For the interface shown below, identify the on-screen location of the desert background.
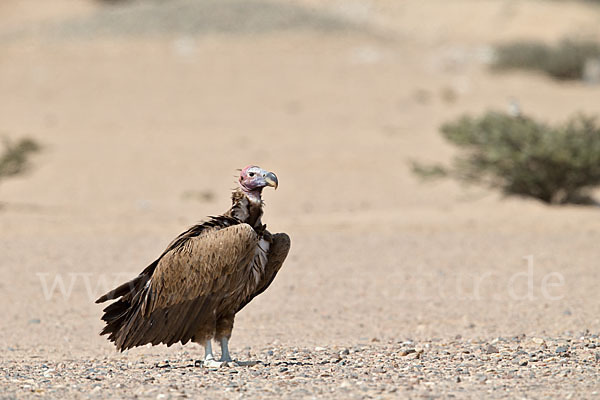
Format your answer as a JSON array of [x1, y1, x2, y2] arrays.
[[1, 0, 600, 398]]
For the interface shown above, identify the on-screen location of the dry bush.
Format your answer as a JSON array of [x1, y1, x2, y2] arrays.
[[493, 39, 600, 80], [413, 112, 600, 205], [0, 137, 41, 181]]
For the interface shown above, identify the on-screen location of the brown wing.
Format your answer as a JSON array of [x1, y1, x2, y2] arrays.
[[98, 223, 258, 351], [95, 215, 241, 304], [237, 232, 291, 312]]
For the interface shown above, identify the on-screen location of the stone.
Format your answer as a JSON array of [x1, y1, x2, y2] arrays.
[[485, 345, 499, 354], [555, 346, 568, 354]]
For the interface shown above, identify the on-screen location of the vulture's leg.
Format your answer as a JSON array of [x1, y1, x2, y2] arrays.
[[215, 316, 257, 365], [219, 337, 233, 363], [216, 314, 235, 363], [219, 337, 259, 366], [202, 340, 224, 368], [204, 340, 214, 360]]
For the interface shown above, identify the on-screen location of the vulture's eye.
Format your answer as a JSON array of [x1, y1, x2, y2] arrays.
[[248, 172, 255, 177]]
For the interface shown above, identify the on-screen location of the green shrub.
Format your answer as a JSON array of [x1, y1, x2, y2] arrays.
[[493, 39, 600, 80], [0, 137, 41, 181], [412, 112, 600, 205]]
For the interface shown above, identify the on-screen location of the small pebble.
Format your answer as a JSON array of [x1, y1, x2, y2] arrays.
[[400, 349, 416, 356], [485, 345, 499, 354]]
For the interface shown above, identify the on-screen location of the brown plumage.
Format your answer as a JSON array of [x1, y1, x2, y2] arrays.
[[96, 166, 290, 364]]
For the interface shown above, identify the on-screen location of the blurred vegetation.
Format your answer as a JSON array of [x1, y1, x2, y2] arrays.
[[493, 39, 600, 80], [50, 0, 356, 39], [0, 137, 41, 182], [412, 112, 600, 205]]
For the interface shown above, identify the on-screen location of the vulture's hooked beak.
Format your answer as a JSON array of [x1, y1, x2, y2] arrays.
[[264, 171, 278, 190]]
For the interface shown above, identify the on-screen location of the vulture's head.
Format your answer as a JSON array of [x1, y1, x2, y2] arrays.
[[239, 166, 278, 198]]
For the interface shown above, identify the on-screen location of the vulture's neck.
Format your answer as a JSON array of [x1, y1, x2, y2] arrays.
[[227, 188, 264, 230]]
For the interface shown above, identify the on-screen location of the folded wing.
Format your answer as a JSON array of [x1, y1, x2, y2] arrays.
[[237, 232, 291, 312], [96, 223, 259, 351]]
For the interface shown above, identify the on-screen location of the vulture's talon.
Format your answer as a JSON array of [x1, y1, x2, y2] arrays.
[[202, 359, 225, 369], [233, 360, 260, 367]]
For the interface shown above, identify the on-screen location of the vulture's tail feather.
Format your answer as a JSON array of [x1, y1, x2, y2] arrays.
[[95, 277, 141, 304], [96, 263, 158, 351], [99, 299, 130, 335], [95, 261, 158, 304]]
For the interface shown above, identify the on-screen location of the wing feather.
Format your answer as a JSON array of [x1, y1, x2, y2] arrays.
[[148, 223, 258, 311], [237, 232, 291, 312], [101, 223, 259, 350]]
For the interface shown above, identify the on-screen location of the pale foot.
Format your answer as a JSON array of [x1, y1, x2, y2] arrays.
[[231, 360, 259, 367], [215, 357, 260, 367], [201, 358, 225, 369], [217, 338, 259, 367]]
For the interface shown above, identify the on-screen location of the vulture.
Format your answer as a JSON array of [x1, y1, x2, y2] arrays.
[[95, 166, 290, 367]]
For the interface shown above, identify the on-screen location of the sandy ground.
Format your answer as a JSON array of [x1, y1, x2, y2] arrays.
[[1, 0, 600, 398]]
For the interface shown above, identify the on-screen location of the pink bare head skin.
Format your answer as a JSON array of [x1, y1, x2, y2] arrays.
[[238, 166, 278, 199]]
